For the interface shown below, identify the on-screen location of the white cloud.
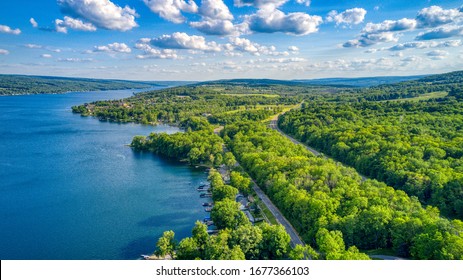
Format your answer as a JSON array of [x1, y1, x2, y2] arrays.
[[245, 7, 323, 35], [389, 40, 462, 51], [327, 8, 367, 25], [189, 0, 237, 35], [0, 49, 9, 55], [247, 57, 306, 64], [416, 25, 463, 40], [93, 42, 132, 53], [343, 32, 399, 47], [135, 40, 179, 59], [362, 18, 417, 34], [140, 33, 289, 57], [151, 32, 222, 52], [0, 24, 21, 35], [41, 54, 53, 58], [143, 0, 198, 24], [416, 6, 463, 28], [136, 50, 179, 59], [190, 19, 236, 35], [57, 58, 94, 62], [401, 55, 421, 63], [306, 57, 397, 72], [58, 0, 138, 31], [390, 51, 404, 57], [24, 44, 43, 49], [295, 0, 311, 7], [234, 0, 288, 8], [228, 37, 287, 56], [426, 49, 449, 60], [344, 18, 416, 47], [343, 5, 463, 48], [55, 16, 97, 33], [288, 46, 299, 52], [199, 0, 233, 20], [30, 18, 38, 28]]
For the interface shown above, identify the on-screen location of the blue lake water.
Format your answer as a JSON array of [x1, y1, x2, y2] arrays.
[[0, 89, 209, 260]]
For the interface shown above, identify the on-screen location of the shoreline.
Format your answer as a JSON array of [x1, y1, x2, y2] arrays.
[[0, 86, 155, 97]]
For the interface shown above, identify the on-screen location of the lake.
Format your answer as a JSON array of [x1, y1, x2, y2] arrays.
[[0, 89, 209, 259]]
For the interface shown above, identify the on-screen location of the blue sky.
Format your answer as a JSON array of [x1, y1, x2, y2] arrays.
[[0, 0, 462, 81]]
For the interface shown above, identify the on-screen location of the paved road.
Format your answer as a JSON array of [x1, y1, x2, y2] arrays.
[[221, 144, 304, 247], [269, 119, 368, 182], [251, 180, 305, 247], [370, 255, 406, 260], [269, 120, 322, 156]]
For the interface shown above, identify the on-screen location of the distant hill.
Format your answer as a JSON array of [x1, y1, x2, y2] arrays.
[[195, 76, 428, 88], [294, 75, 426, 87], [196, 78, 310, 87], [0, 74, 194, 95], [344, 70, 463, 101]]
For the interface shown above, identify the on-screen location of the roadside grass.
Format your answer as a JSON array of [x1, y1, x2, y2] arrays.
[[363, 248, 397, 256], [252, 194, 278, 225]]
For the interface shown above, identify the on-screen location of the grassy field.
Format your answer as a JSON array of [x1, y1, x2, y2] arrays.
[[220, 93, 280, 98], [381, 91, 448, 102], [222, 104, 294, 115], [262, 102, 303, 122]]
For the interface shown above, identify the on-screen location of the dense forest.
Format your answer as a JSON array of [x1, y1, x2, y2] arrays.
[[223, 122, 463, 259], [73, 70, 463, 259], [333, 71, 463, 102], [0, 74, 163, 95], [279, 98, 463, 220]]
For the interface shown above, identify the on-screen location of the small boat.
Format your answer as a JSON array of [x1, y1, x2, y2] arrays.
[[203, 217, 211, 222], [204, 220, 214, 226], [204, 207, 212, 212], [200, 193, 212, 198], [202, 202, 213, 207], [197, 184, 210, 190], [207, 230, 219, 234], [141, 254, 151, 260]]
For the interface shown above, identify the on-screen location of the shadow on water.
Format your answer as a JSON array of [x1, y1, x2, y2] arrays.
[[131, 150, 187, 167], [138, 212, 196, 227], [119, 235, 156, 259], [121, 216, 196, 259]]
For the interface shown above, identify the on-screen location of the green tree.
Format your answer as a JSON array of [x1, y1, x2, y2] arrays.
[[188, 147, 202, 163], [155, 230, 177, 258], [208, 169, 224, 188], [204, 230, 245, 260], [230, 224, 263, 259], [230, 171, 252, 195], [211, 199, 250, 230], [212, 184, 239, 201], [223, 152, 237, 168], [289, 244, 319, 260], [411, 231, 445, 260], [192, 221, 209, 257], [339, 246, 370, 260], [176, 237, 200, 260], [316, 228, 345, 260], [259, 223, 291, 259], [131, 135, 146, 150]]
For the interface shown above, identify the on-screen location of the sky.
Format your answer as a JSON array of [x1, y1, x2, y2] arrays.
[[0, 0, 462, 81]]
